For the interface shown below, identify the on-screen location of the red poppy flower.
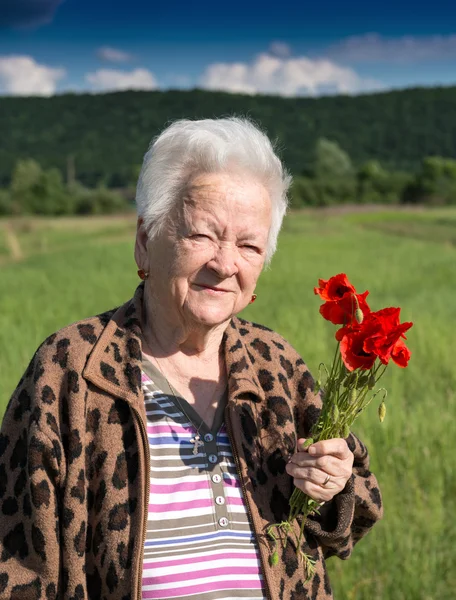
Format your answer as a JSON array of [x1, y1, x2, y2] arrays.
[[391, 338, 412, 368], [320, 290, 370, 326], [336, 307, 413, 370], [314, 273, 371, 325], [314, 273, 355, 302], [339, 328, 378, 371], [362, 308, 413, 365]]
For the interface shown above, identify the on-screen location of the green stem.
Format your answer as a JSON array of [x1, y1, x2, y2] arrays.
[[271, 355, 391, 577]]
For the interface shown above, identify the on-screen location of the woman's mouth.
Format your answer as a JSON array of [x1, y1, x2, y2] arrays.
[[194, 284, 230, 294]]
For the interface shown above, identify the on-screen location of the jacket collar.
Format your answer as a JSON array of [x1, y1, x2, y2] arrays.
[[83, 283, 265, 406]]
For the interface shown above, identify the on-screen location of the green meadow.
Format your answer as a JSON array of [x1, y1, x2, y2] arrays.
[[1, 208, 455, 599]]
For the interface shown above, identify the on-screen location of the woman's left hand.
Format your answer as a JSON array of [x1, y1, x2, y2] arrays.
[[285, 437, 354, 503]]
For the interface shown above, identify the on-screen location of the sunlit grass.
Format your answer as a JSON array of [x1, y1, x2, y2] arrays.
[[1, 208, 455, 599]]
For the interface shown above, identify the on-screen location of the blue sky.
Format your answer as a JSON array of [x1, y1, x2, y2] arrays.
[[1, 0, 456, 96]]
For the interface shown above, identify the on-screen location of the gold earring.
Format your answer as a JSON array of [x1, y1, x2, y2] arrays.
[[137, 269, 149, 280]]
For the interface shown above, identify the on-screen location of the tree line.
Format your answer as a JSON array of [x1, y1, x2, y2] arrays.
[[1, 86, 456, 214], [2, 142, 455, 216], [0, 160, 132, 216], [290, 139, 456, 207]]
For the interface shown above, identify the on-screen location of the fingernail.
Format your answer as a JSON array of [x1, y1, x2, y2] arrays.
[[308, 447, 316, 455]]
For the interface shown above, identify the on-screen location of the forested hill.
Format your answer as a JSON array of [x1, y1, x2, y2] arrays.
[[1, 86, 456, 187]]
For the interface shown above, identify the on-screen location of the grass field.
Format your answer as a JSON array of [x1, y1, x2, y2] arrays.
[[1, 208, 455, 599]]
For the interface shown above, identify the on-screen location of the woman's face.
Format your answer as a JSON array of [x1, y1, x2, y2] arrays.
[[136, 171, 272, 330]]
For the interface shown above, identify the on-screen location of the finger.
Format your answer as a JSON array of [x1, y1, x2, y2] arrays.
[[308, 438, 352, 459], [292, 478, 339, 503], [288, 453, 348, 478], [286, 463, 339, 488]]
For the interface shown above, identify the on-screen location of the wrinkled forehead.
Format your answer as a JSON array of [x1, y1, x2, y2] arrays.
[[183, 180, 227, 209], [182, 172, 271, 211]]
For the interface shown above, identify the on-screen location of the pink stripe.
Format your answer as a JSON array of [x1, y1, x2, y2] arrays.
[[150, 480, 210, 494], [143, 551, 258, 570], [226, 496, 245, 506], [142, 579, 263, 598], [143, 566, 261, 585], [148, 498, 214, 512], [146, 424, 191, 434]]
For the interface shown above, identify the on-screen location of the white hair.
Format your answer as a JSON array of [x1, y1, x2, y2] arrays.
[[135, 117, 291, 264]]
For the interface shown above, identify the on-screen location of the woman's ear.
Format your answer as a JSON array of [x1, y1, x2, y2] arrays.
[[134, 217, 149, 270]]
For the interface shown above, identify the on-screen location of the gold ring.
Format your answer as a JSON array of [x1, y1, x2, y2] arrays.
[[322, 474, 331, 487]]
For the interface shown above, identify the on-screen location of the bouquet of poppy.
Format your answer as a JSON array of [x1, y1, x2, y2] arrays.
[[267, 273, 413, 578]]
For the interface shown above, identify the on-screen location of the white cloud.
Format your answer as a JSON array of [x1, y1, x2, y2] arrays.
[[269, 41, 291, 58], [199, 53, 382, 97], [0, 55, 65, 96], [326, 33, 456, 64], [97, 46, 134, 63], [85, 68, 158, 92]]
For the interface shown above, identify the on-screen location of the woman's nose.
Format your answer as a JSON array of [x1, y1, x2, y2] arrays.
[[207, 244, 238, 278]]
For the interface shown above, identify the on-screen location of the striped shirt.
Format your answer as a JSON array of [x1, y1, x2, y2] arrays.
[[141, 357, 266, 600]]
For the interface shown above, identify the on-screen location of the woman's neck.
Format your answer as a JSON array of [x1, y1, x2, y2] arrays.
[[140, 290, 229, 423]]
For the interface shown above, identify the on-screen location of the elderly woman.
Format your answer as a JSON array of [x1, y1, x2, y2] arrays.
[[0, 118, 382, 600]]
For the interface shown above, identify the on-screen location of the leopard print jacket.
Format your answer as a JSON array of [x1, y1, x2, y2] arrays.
[[0, 283, 382, 600]]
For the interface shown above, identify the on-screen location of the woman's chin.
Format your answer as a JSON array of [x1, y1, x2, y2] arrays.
[[184, 299, 237, 328]]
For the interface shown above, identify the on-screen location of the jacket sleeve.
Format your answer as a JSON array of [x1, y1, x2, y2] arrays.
[[0, 346, 64, 597], [292, 357, 383, 560]]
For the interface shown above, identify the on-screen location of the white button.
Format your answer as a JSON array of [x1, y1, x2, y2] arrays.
[[215, 496, 225, 505], [212, 474, 222, 484], [204, 433, 214, 442], [218, 517, 229, 527], [208, 454, 218, 464]]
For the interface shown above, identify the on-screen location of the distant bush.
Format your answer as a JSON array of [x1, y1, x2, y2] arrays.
[[356, 161, 412, 204], [290, 175, 357, 207], [401, 156, 456, 205], [0, 159, 133, 217], [0, 189, 12, 216], [290, 165, 412, 208], [10, 160, 71, 215], [311, 138, 353, 179], [72, 184, 130, 215], [289, 177, 319, 208], [289, 140, 415, 208]]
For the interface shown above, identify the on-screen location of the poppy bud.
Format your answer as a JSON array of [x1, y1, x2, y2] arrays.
[[354, 307, 364, 324], [301, 438, 314, 451], [270, 551, 279, 566], [356, 375, 369, 388], [330, 404, 339, 424], [378, 401, 386, 423], [349, 387, 357, 403], [343, 372, 356, 387], [368, 374, 376, 390], [342, 425, 350, 438]]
